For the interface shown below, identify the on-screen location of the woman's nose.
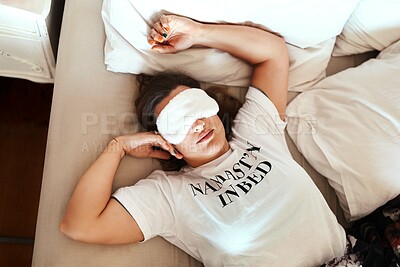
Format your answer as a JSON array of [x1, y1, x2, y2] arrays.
[[193, 119, 205, 133]]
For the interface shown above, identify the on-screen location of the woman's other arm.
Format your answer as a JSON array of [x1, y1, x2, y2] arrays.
[[60, 133, 180, 244], [151, 16, 289, 121]]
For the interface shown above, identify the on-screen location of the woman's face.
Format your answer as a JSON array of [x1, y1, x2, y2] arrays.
[[154, 85, 229, 167]]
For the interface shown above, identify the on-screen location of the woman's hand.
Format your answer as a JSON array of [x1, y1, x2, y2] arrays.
[[116, 132, 183, 160], [148, 15, 200, 54]]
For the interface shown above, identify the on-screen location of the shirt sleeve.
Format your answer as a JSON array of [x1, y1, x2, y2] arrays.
[[232, 86, 287, 143], [112, 170, 176, 242]]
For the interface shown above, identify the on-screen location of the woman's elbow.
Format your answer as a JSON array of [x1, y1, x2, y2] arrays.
[[60, 219, 78, 240], [277, 37, 289, 58], [59, 219, 89, 243]]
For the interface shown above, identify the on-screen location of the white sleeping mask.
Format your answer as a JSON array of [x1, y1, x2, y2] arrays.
[[156, 88, 219, 144]]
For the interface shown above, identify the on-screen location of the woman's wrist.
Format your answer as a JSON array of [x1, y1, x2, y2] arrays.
[[108, 137, 126, 159], [193, 22, 208, 46]]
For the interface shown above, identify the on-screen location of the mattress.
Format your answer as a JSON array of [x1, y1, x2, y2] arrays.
[[32, 0, 374, 266]]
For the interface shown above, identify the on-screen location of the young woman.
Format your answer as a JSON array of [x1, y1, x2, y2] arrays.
[[60, 15, 346, 266]]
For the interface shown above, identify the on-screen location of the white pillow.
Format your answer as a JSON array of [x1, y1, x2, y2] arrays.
[[333, 0, 400, 56], [286, 40, 400, 221], [287, 38, 335, 92], [101, 0, 358, 89]]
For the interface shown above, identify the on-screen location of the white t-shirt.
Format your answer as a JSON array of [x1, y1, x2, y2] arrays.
[[113, 87, 346, 267]]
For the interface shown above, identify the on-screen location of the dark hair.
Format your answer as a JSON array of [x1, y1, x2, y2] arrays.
[[135, 72, 241, 171]]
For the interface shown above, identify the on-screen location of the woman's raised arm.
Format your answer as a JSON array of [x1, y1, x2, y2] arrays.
[[150, 15, 289, 120]]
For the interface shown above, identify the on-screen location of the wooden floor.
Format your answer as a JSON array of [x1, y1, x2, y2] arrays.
[[0, 77, 53, 267]]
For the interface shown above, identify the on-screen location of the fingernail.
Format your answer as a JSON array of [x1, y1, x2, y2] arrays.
[[149, 40, 155, 45], [151, 47, 160, 53], [165, 26, 170, 32], [157, 36, 164, 42], [173, 149, 177, 155], [162, 33, 167, 38]]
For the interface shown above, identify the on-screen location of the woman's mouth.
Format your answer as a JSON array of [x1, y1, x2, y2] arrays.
[[197, 129, 214, 144]]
